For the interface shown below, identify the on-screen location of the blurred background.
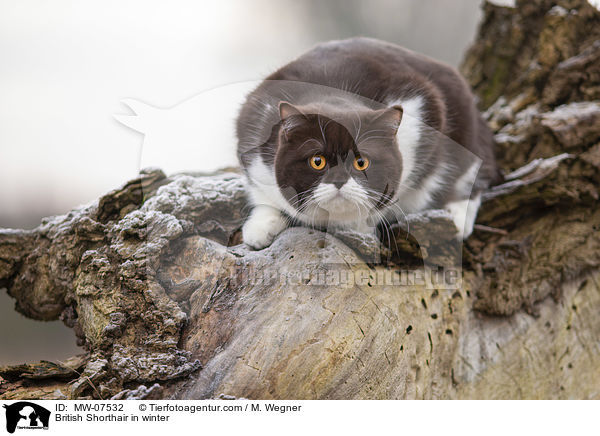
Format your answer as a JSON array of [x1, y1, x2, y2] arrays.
[[0, 0, 490, 365]]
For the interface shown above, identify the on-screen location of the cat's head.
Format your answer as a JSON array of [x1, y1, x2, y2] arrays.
[[274, 101, 403, 224]]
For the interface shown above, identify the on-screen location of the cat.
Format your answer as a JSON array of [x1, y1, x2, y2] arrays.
[[236, 37, 500, 249]]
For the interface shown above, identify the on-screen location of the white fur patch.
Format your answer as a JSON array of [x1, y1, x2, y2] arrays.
[[454, 161, 481, 198], [446, 193, 481, 240], [391, 96, 424, 187], [242, 204, 288, 249], [246, 156, 297, 217], [393, 164, 449, 215]]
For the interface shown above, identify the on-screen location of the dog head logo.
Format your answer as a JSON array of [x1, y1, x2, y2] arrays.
[[3, 402, 50, 433]]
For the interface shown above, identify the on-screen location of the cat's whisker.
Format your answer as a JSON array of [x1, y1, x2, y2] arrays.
[[361, 199, 398, 255], [371, 207, 399, 259], [287, 186, 320, 209], [383, 202, 410, 237], [359, 187, 410, 239]]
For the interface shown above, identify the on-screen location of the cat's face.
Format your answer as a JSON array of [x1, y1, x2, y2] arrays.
[[274, 102, 403, 224]]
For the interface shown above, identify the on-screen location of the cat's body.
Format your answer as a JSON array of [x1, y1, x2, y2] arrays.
[[237, 37, 500, 249]]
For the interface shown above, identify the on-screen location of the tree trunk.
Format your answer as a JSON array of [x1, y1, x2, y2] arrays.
[[1, 0, 599, 400]]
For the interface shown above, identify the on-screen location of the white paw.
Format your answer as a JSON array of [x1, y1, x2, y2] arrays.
[[242, 206, 287, 249], [446, 194, 481, 240]]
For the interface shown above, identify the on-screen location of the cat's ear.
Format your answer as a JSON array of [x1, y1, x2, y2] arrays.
[[278, 101, 304, 120], [373, 105, 403, 134]]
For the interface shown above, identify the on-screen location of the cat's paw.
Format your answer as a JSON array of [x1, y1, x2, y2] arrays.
[[242, 206, 287, 249]]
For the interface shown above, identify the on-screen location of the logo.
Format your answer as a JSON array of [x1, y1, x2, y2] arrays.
[[3, 402, 50, 434]]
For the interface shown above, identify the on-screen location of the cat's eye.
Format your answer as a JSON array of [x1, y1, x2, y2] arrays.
[[353, 156, 370, 171], [309, 155, 326, 170]]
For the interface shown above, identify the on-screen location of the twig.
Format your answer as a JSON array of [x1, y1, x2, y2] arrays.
[[473, 224, 508, 235]]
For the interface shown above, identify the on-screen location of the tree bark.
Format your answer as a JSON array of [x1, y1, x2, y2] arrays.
[[1, 0, 599, 400]]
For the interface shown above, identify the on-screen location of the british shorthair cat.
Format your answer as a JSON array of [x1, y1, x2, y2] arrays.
[[236, 37, 500, 249]]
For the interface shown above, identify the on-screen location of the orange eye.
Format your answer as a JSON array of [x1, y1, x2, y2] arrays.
[[309, 155, 326, 170], [353, 156, 370, 171]]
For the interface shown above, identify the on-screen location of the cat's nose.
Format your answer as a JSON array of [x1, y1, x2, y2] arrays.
[[333, 181, 345, 189]]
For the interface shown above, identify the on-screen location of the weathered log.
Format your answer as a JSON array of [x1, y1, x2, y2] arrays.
[[1, 0, 599, 399]]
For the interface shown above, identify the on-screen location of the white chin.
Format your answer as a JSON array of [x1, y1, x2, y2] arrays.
[[318, 198, 361, 222]]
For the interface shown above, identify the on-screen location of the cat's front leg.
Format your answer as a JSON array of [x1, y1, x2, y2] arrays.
[[242, 205, 288, 249]]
